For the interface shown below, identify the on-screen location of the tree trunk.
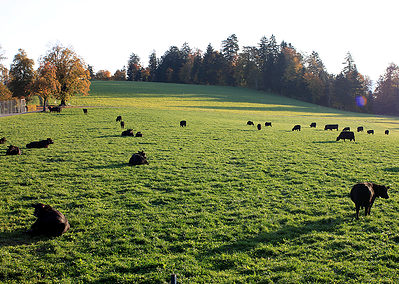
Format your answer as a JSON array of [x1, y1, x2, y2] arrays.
[[60, 99, 66, 106], [42, 98, 47, 112]]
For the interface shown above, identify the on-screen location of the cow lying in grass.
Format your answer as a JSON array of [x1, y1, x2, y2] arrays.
[[350, 183, 389, 219], [48, 106, 61, 113], [0, 137, 6, 144], [26, 138, 54, 148], [129, 151, 148, 165], [121, 129, 134, 136], [135, 131, 143, 137], [6, 145, 21, 155], [29, 203, 70, 237], [247, 121, 254, 126]]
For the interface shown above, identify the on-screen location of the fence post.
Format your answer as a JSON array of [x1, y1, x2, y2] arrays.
[[170, 274, 177, 284]]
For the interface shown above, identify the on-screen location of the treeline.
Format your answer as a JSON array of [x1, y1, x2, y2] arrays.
[[0, 45, 90, 109], [91, 34, 399, 116]]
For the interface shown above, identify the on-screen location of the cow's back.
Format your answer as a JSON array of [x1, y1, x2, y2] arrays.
[[350, 183, 373, 207]]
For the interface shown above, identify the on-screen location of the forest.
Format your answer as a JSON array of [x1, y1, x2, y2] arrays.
[[93, 34, 399, 116], [1, 34, 399, 116]]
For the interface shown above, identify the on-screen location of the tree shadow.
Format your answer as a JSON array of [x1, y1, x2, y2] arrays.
[[208, 216, 345, 255], [383, 167, 399, 173], [0, 229, 45, 247], [87, 163, 130, 170], [312, 141, 337, 144]]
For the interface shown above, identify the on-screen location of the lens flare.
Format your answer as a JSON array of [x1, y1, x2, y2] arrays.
[[356, 96, 367, 107]]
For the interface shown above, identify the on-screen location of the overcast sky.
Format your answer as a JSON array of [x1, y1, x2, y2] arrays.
[[1, 0, 398, 83]]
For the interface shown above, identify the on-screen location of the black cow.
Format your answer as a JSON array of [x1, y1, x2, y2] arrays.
[[129, 151, 148, 165], [350, 183, 389, 219], [180, 120, 187, 127], [292, 125, 301, 131], [257, 124, 262, 130], [336, 131, 355, 142], [116, 116, 122, 122], [0, 137, 6, 144], [324, 124, 339, 131], [26, 138, 54, 148], [29, 203, 70, 237], [135, 131, 143, 137], [121, 129, 134, 136], [265, 122, 272, 127], [120, 121, 125, 129], [342, 127, 350, 131], [357, 126, 364, 132], [83, 108, 88, 114], [48, 106, 61, 113], [247, 121, 254, 126], [310, 122, 316, 128], [385, 130, 389, 135], [6, 145, 21, 155], [367, 130, 374, 134]]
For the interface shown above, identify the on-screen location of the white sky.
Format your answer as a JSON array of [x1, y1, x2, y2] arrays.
[[1, 0, 398, 83]]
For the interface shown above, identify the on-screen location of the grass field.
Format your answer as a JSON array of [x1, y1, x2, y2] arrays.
[[1, 81, 399, 283]]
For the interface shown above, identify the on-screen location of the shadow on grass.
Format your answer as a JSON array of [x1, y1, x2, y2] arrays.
[[209, 217, 345, 254], [0, 229, 44, 247], [383, 167, 399, 173], [89, 163, 131, 169], [312, 141, 337, 144]]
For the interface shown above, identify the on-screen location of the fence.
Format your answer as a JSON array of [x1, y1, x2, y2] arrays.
[[0, 99, 26, 115]]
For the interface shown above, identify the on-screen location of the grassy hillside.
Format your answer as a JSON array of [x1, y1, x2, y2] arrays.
[[1, 81, 399, 283]]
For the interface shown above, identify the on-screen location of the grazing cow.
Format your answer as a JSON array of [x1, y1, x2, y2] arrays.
[[336, 131, 355, 142], [247, 121, 254, 126], [26, 138, 54, 148], [367, 130, 374, 134], [180, 120, 187, 127], [0, 137, 6, 144], [342, 127, 350, 131], [324, 124, 339, 131], [129, 150, 148, 165], [385, 130, 389, 135], [120, 121, 125, 129], [135, 131, 143, 137], [310, 122, 316, 128], [29, 203, 70, 237], [116, 116, 122, 122], [357, 126, 364, 132], [6, 145, 21, 155], [48, 106, 61, 113], [292, 125, 301, 131], [265, 122, 272, 127], [257, 123, 262, 130], [350, 182, 389, 219], [83, 108, 88, 114], [121, 129, 134, 136]]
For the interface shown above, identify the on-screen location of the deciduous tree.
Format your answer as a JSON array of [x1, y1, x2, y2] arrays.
[[30, 62, 60, 111], [112, 69, 126, 81], [8, 49, 35, 98], [41, 45, 90, 105]]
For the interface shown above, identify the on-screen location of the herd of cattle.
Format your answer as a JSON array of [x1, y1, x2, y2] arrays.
[[0, 109, 393, 237], [246, 120, 390, 142]]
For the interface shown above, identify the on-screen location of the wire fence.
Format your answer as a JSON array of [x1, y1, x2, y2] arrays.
[[0, 99, 26, 115]]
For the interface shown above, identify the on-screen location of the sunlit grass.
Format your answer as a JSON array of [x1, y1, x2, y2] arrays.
[[1, 81, 399, 282]]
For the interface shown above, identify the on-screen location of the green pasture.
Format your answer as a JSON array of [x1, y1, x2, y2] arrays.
[[1, 81, 399, 283]]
